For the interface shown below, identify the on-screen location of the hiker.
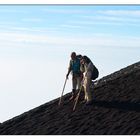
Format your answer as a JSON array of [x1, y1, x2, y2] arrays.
[[66, 52, 82, 100], [80, 55, 98, 105]]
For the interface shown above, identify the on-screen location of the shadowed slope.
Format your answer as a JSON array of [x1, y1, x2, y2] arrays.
[[0, 61, 140, 135]]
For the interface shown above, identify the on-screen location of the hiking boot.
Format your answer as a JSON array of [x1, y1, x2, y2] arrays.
[[69, 89, 76, 101]]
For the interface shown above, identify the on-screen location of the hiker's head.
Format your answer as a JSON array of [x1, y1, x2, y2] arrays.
[[71, 52, 76, 60], [77, 54, 82, 60], [81, 56, 91, 64]]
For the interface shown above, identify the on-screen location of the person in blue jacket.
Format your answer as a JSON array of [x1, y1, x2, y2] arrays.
[[66, 52, 82, 100]]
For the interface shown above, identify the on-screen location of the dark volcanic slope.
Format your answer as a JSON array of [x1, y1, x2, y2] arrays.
[[0, 62, 140, 135]]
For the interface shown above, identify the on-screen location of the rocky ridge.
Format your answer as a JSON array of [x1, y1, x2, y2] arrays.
[[0, 61, 140, 135]]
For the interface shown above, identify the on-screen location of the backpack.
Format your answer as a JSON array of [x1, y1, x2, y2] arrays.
[[91, 65, 99, 80]]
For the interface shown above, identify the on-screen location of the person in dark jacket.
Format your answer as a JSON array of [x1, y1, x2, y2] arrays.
[[80, 56, 95, 105]]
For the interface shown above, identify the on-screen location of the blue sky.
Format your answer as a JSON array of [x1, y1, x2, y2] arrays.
[[0, 5, 140, 122]]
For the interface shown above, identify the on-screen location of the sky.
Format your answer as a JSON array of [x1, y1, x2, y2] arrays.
[[0, 5, 140, 122]]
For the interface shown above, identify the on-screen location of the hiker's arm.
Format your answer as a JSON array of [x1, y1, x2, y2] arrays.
[[80, 64, 85, 73], [66, 69, 71, 78], [66, 61, 72, 78]]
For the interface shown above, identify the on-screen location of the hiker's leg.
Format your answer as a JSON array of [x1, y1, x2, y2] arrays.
[[84, 72, 92, 102], [77, 76, 82, 91], [86, 79, 92, 102], [83, 78, 88, 101], [69, 75, 77, 100], [72, 76, 77, 94]]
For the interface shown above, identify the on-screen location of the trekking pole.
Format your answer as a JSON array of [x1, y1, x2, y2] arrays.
[[73, 85, 83, 111], [58, 78, 67, 106]]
